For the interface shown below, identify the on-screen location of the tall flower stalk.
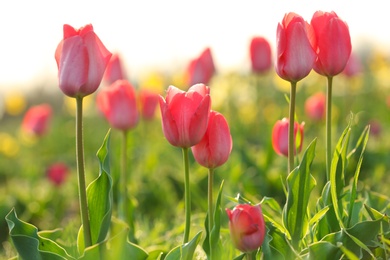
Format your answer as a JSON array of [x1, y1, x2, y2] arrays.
[[325, 76, 333, 179], [182, 147, 191, 243], [288, 82, 297, 173]]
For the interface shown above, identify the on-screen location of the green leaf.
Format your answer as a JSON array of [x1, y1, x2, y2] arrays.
[[308, 241, 339, 259], [5, 208, 73, 260], [261, 228, 285, 260], [282, 139, 317, 247], [165, 231, 203, 260]]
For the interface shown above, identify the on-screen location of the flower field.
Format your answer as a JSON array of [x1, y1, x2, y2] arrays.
[[1, 11, 390, 260]]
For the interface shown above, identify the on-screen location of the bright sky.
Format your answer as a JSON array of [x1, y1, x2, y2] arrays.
[[0, 0, 388, 91]]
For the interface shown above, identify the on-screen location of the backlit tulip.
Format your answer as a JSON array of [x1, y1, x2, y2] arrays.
[[311, 11, 352, 77], [139, 88, 159, 120], [276, 12, 316, 83], [21, 104, 52, 137], [186, 48, 216, 86], [249, 36, 272, 74], [305, 92, 326, 121], [342, 52, 363, 78], [226, 204, 266, 253], [272, 118, 304, 157], [159, 84, 211, 148], [191, 111, 232, 169], [55, 24, 112, 98], [97, 80, 139, 131], [103, 53, 127, 85], [47, 162, 69, 186]]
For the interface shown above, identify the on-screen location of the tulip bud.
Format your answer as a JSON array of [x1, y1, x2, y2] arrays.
[[249, 36, 272, 74], [226, 204, 266, 253], [139, 88, 160, 121], [305, 92, 326, 121], [186, 48, 216, 86], [21, 104, 52, 137], [103, 53, 127, 85], [272, 118, 304, 157], [46, 162, 69, 186], [191, 111, 232, 169]]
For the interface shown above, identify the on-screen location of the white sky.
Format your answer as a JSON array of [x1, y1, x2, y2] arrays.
[[0, 0, 389, 91]]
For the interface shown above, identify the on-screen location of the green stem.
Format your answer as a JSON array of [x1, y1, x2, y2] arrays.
[[288, 81, 297, 174], [246, 251, 255, 260], [208, 167, 215, 259], [119, 131, 129, 221], [182, 147, 191, 244], [75, 96, 92, 248], [326, 76, 333, 181]]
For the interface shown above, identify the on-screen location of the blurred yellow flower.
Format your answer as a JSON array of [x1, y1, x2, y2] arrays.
[[5, 91, 26, 116], [0, 132, 19, 157]]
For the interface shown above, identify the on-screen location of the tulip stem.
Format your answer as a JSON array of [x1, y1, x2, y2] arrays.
[[288, 81, 297, 174], [75, 96, 92, 248], [326, 76, 333, 181], [208, 167, 215, 259], [182, 147, 191, 244], [246, 251, 255, 260]]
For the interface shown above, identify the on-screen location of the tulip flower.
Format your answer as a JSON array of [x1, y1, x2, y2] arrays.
[[311, 11, 352, 77], [226, 204, 266, 253], [192, 111, 232, 169], [21, 104, 52, 137], [310, 11, 351, 180], [186, 47, 216, 86], [97, 79, 139, 131], [249, 36, 272, 74], [103, 53, 127, 85], [139, 88, 160, 121], [55, 24, 112, 98], [159, 83, 211, 148], [272, 118, 304, 157], [305, 92, 326, 121], [342, 52, 363, 78], [46, 162, 69, 186]]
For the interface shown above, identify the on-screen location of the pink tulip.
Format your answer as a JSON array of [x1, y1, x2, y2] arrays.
[[186, 48, 216, 86], [276, 12, 316, 83], [272, 118, 304, 157], [226, 204, 266, 253], [305, 92, 326, 121], [103, 53, 127, 85], [97, 80, 139, 131], [159, 84, 211, 148], [55, 24, 112, 98], [139, 88, 159, 121], [249, 36, 272, 74], [191, 111, 232, 169], [311, 11, 352, 77], [342, 52, 363, 78], [21, 104, 52, 137], [47, 162, 69, 186]]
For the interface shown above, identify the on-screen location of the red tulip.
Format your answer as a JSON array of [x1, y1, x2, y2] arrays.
[[249, 36, 272, 74], [103, 53, 127, 85], [191, 111, 232, 169], [21, 104, 52, 137], [305, 92, 326, 121], [186, 48, 216, 86], [272, 118, 304, 157], [276, 12, 316, 83], [97, 80, 139, 131], [139, 88, 159, 121], [47, 162, 69, 186], [159, 84, 211, 148], [226, 204, 266, 253], [342, 52, 363, 78], [55, 24, 112, 98], [311, 11, 352, 77]]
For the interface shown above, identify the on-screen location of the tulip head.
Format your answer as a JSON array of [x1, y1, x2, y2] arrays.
[[97, 80, 139, 131], [249, 36, 272, 74], [103, 53, 127, 85], [159, 84, 211, 148], [139, 88, 160, 121], [272, 118, 304, 157], [311, 11, 352, 77], [191, 111, 232, 169], [55, 24, 112, 98], [276, 12, 316, 83], [226, 204, 266, 253], [305, 92, 326, 121], [186, 48, 216, 86], [21, 104, 52, 137], [46, 162, 69, 186]]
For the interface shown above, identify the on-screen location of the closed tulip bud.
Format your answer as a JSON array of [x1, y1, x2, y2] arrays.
[[272, 118, 304, 157], [191, 111, 232, 169], [342, 52, 363, 78], [186, 48, 216, 86], [21, 104, 52, 137], [276, 12, 316, 83], [97, 80, 139, 131], [159, 84, 211, 148], [55, 24, 112, 98], [139, 88, 159, 121], [46, 162, 69, 186], [226, 204, 266, 253], [249, 36, 272, 74], [305, 92, 326, 121], [103, 53, 127, 85], [311, 11, 352, 77]]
